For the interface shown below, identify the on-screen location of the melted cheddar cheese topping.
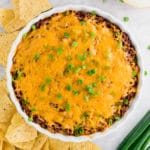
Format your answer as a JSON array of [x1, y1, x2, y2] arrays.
[[11, 11, 139, 135]]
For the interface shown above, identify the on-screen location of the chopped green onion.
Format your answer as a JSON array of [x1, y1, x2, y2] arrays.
[[144, 70, 148, 76], [123, 17, 129, 22], [23, 33, 27, 39], [48, 54, 54, 61], [45, 77, 51, 83], [87, 69, 96, 76], [73, 90, 79, 96], [81, 65, 87, 70], [64, 64, 74, 74], [120, 0, 124, 2], [34, 54, 40, 61], [65, 103, 71, 111], [84, 95, 89, 102], [89, 32, 96, 39], [22, 99, 29, 105], [66, 85, 72, 91], [132, 71, 137, 77], [78, 79, 83, 85], [123, 99, 129, 105], [12, 70, 23, 80], [31, 107, 37, 112], [74, 67, 81, 73], [80, 20, 86, 25], [115, 32, 121, 37], [115, 116, 121, 121], [98, 75, 107, 82], [81, 112, 88, 121], [118, 41, 123, 48], [92, 82, 97, 87], [78, 54, 86, 61], [64, 32, 70, 38], [66, 56, 72, 61], [31, 24, 36, 30], [91, 10, 96, 16], [57, 46, 63, 55], [57, 93, 63, 99], [105, 55, 110, 60], [108, 119, 113, 125], [74, 125, 84, 136], [28, 117, 33, 122], [40, 84, 45, 91], [72, 41, 78, 47]]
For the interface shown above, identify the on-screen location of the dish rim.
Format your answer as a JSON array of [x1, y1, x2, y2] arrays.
[[6, 4, 143, 142]]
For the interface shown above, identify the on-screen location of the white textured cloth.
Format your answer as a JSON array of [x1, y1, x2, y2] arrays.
[[0, 0, 150, 149]]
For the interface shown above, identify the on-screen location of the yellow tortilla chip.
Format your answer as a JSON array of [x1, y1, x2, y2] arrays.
[[31, 133, 47, 150], [41, 139, 49, 150], [11, 0, 19, 17], [49, 138, 70, 150], [0, 122, 10, 133], [0, 79, 16, 123], [0, 140, 3, 150], [4, 17, 25, 32], [0, 31, 19, 66], [68, 142, 101, 150], [19, 0, 51, 23], [48, 138, 101, 150], [0, 9, 14, 29], [2, 142, 15, 150], [13, 140, 35, 150], [0, 129, 5, 141], [5, 113, 37, 143]]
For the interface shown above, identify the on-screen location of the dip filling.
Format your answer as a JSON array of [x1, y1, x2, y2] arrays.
[[11, 10, 140, 136]]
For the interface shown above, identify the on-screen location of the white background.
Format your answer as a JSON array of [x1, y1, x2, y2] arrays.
[[0, 0, 150, 149]]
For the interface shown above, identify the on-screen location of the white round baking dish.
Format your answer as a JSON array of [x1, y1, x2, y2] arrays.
[[6, 5, 143, 142]]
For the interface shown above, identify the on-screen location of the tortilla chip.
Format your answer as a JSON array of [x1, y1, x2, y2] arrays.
[[2, 142, 15, 150], [31, 133, 47, 150], [68, 142, 101, 150], [13, 140, 35, 150], [11, 0, 19, 17], [49, 138, 70, 150], [5, 113, 37, 143], [41, 139, 49, 150], [0, 122, 10, 133], [0, 79, 16, 123], [19, 0, 51, 23], [0, 31, 19, 66], [48, 138, 101, 150], [3, 17, 25, 32], [0, 140, 3, 150], [0, 9, 15, 29], [0, 130, 5, 141]]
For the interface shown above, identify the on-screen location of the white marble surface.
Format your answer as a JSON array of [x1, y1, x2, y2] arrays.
[[0, 0, 150, 150]]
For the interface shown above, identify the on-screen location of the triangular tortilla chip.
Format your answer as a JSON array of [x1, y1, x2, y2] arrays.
[[31, 133, 47, 150], [19, 0, 51, 23], [3, 17, 25, 32], [5, 113, 37, 143], [0, 31, 19, 66], [13, 140, 35, 150], [41, 139, 49, 150], [49, 138, 101, 150], [2, 142, 15, 150], [0, 9, 15, 29], [0, 140, 3, 150], [0, 79, 16, 123], [11, 0, 19, 17]]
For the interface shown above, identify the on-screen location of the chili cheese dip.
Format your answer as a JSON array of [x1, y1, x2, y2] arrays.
[[11, 10, 140, 136]]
